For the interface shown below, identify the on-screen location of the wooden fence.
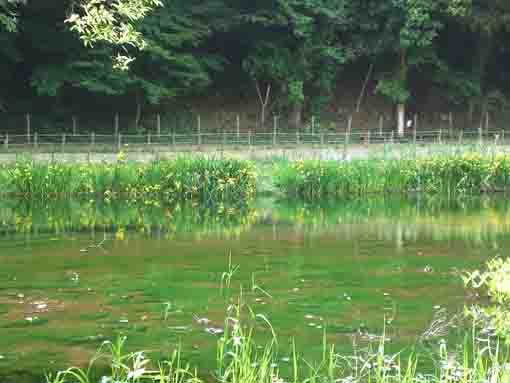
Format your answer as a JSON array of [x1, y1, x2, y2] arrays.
[[0, 128, 508, 153]]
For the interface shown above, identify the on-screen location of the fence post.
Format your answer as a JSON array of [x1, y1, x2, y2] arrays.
[[320, 132, 325, 145], [414, 113, 418, 132], [486, 111, 490, 132], [172, 131, 176, 149], [118, 133, 122, 152], [379, 115, 384, 137], [72, 116, 77, 136], [413, 126, 417, 145], [479, 127, 483, 146], [343, 130, 350, 159], [448, 112, 453, 137], [197, 115, 201, 146], [222, 130, 227, 146], [502, 129, 505, 145], [114, 113, 119, 137], [147, 131, 151, 145], [311, 116, 315, 135], [273, 115, 277, 146], [62, 133, 66, 152], [26, 113, 31, 144], [236, 114, 240, 140], [390, 130, 394, 144], [34, 132, 38, 149], [296, 130, 300, 145], [248, 130, 252, 148], [91, 132, 95, 146], [367, 130, 371, 145], [347, 115, 353, 133], [4, 133, 8, 150], [157, 113, 161, 136], [438, 128, 442, 144], [458, 130, 463, 145]]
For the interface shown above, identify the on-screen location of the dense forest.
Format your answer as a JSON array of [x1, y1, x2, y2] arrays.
[[1, 0, 510, 135]]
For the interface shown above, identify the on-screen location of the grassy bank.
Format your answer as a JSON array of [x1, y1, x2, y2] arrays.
[[274, 153, 510, 200], [3, 152, 510, 202], [0, 157, 257, 203]]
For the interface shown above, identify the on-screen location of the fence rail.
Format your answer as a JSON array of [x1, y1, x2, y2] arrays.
[[0, 128, 508, 153]]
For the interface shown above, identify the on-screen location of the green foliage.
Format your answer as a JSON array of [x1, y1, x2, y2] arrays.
[[0, 158, 257, 203], [274, 153, 510, 200], [375, 78, 411, 104], [241, 0, 355, 117], [66, 0, 163, 70], [464, 257, 510, 342], [3, 0, 510, 124], [46, 336, 200, 383]]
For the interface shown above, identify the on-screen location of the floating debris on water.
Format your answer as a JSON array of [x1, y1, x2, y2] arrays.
[[119, 319, 129, 323], [193, 315, 210, 325], [17, 294, 24, 299], [343, 293, 352, 301], [281, 357, 290, 363], [34, 302, 48, 310], [205, 327, 224, 335], [423, 266, 433, 273], [25, 316, 38, 322], [305, 314, 314, 319]]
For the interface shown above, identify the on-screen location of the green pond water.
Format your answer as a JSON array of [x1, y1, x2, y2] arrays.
[[0, 196, 508, 382]]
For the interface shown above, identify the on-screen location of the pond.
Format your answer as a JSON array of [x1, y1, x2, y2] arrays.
[[0, 196, 507, 382]]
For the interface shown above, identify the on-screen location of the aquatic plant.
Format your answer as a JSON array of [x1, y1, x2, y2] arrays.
[[0, 158, 257, 203], [274, 153, 510, 200], [464, 257, 510, 342], [45, 336, 200, 383]]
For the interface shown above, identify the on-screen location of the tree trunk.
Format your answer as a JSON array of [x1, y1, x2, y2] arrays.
[[468, 100, 474, 127], [397, 49, 408, 137], [260, 104, 266, 129], [397, 103, 405, 137], [473, 31, 492, 131], [290, 103, 303, 130], [135, 90, 143, 130]]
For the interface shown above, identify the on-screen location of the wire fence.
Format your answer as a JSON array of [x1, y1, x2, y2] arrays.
[[0, 128, 508, 153]]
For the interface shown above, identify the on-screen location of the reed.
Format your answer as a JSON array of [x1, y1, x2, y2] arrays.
[[0, 157, 257, 203], [274, 153, 510, 200]]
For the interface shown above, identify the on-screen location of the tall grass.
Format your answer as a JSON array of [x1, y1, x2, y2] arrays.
[[43, 255, 510, 383], [46, 336, 200, 383], [0, 157, 257, 203], [44, 318, 510, 383], [274, 153, 510, 200]]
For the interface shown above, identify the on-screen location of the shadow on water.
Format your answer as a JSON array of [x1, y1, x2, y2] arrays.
[[0, 196, 509, 381]]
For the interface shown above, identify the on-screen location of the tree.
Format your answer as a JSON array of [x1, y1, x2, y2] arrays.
[[374, 0, 469, 136], [66, 0, 163, 70], [126, 0, 225, 129], [461, 1, 510, 127], [241, 0, 355, 129]]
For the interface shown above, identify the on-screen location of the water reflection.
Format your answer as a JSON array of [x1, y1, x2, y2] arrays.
[[1, 196, 510, 243]]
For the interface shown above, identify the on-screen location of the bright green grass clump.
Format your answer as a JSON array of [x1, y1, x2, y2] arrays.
[[0, 157, 257, 203], [275, 153, 510, 200]]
